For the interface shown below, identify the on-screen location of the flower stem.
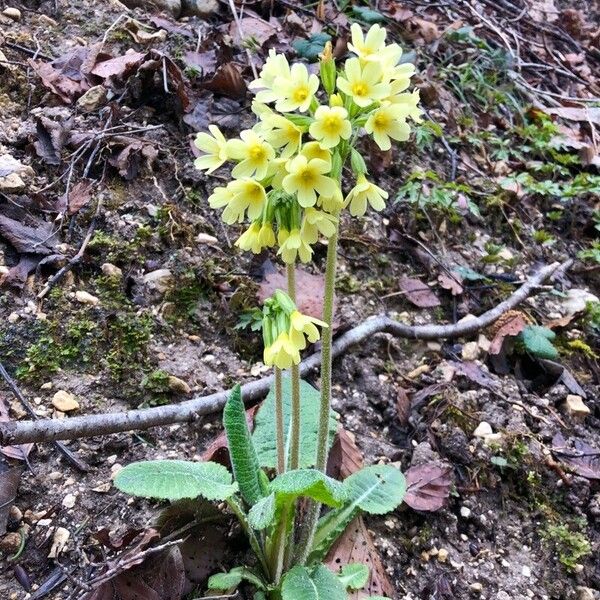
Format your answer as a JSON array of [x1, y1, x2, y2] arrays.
[[287, 263, 301, 471], [275, 367, 285, 474]]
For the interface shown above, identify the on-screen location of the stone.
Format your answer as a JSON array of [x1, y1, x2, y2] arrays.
[[2, 7, 21, 20], [40, 382, 53, 390], [462, 341, 480, 361], [460, 506, 472, 518], [497, 248, 514, 261], [437, 548, 449, 563], [52, 390, 79, 412], [182, 0, 218, 16], [0, 172, 25, 192], [473, 421, 493, 438], [48, 527, 70, 558], [0, 532, 22, 553], [576, 587, 597, 600], [168, 375, 191, 394], [0, 154, 34, 192], [76, 85, 108, 112], [143, 268, 173, 293], [101, 262, 122, 278], [62, 493, 76, 509], [470, 582, 483, 594], [75, 290, 100, 305], [522, 565, 531, 577], [563, 395, 590, 421], [8, 312, 19, 323], [196, 232, 219, 245], [121, 0, 181, 17]]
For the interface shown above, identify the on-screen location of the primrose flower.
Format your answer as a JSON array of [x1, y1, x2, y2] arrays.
[[309, 105, 352, 149], [193, 125, 228, 174], [227, 130, 275, 180], [300, 142, 332, 168], [288, 310, 327, 350], [283, 155, 337, 207], [301, 208, 337, 244], [235, 222, 263, 253], [258, 113, 303, 158], [365, 103, 412, 151], [385, 90, 423, 123], [264, 331, 300, 369], [345, 174, 389, 217], [249, 50, 291, 103], [209, 179, 267, 224], [274, 63, 319, 113], [336, 57, 390, 108], [278, 228, 313, 264], [318, 187, 344, 214], [348, 23, 387, 62]]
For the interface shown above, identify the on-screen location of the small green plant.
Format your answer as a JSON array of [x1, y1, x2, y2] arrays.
[[114, 24, 419, 599], [542, 520, 592, 571]]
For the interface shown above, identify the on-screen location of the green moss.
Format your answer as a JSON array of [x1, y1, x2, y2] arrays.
[[542, 520, 592, 571], [105, 313, 154, 380], [141, 369, 172, 405]]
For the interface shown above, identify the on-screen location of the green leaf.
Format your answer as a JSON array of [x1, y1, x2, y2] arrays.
[[114, 460, 238, 501], [309, 465, 406, 563], [351, 5, 386, 23], [339, 564, 369, 590], [224, 384, 264, 505], [208, 567, 266, 592], [281, 565, 347, 600], [248, 493, 276, 530], [521, 325, 558, 359], [270, 469, 346, 508], [293, 32, 332, 61], [252, 376, 338, 470]]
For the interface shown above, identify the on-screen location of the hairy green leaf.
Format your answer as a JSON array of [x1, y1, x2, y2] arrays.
[[114, 460, 238, 501], [281, 565, 347, 600], [339, 564, 369, 590], [292, 33, 331, 62], [224, 384, 264, 505], [253, 377, 337, 469], [208, 567, 266, 592], [352, 5, 386, 23], [248, 493, 276, 530], [521, 325, 558, 359], [309, 465, 406, 563], [270, 469, 346, 508]]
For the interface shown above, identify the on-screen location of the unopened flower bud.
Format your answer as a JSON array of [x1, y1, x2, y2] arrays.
[[329, 93, 343, 107], [319, 41, 336, 96], [350, 148, 367, 176]]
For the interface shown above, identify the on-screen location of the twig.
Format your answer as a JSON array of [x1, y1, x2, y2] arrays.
[[0, 260, 569, 445], [226, 0, 259, 80], [0, 362, 89, 471]]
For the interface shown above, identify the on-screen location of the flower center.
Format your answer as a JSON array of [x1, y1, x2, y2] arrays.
[[352, 82, 368, 97], [293, 87, 309, 103], [374, 114, 389, 128], [249, 145, 266, 161], [323, 116, 340, 132], [300, 168, 315, 183]]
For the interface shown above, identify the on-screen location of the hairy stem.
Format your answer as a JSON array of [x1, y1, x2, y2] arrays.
[[287, 263, 301, 471], [275, 367, 285, 474]]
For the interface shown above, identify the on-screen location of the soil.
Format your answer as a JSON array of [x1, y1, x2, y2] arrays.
[[0, 0, 599, 599]]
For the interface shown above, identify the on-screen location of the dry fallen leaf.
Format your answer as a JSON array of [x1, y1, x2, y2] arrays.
[[327, 428, 364, 481], [488, 311, 529, 355], [399, 276, 441, 308], [404, 463, 453, 512], [552, 433, 600, 480], [202, 62, 247, 99], [438, 272, 463, 296]]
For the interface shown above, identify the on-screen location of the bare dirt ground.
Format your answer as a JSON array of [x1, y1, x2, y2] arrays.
[[0, 0, 599, 598]]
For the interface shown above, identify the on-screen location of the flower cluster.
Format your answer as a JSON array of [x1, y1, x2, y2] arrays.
[[194, 23, 421, 265], [262, 290, 327, 369]]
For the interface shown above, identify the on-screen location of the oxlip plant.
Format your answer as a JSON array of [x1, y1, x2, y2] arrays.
[[115, 23, 421, 599]]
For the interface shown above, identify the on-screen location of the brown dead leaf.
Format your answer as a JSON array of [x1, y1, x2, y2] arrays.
[[325, 516, 394, 599], [327, 428, 364, 481], [0, 462, 22, 535], [66, 180, 94, 215], [546, 106, 600, 126], [396, 387, 411, 426], [438, 272, 463, 296], [488, 311, 529, 354], [552, 433, 600, 480], [258, 262, 327, 321], [123, 18, 167, 44], [404, 463, 453, 512], [0, 211, 58, 255], [90, 51, 147, 79], [408, 17, 440, 44], [202, 62, 247, 99], [228, 17, 279, 46], [34, 116, 70, 166], [0, 398, 33, 462], [399, 276, 440, 308], [107, 136, 159, 180]]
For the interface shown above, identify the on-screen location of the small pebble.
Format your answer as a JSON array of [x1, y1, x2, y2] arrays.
[[2, 7, 21, 20], [75, 290, 100, 305]]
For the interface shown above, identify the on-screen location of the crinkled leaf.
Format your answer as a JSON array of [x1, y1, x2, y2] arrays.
[[253, 376, 337, 469], [521, 325, 558, 359], [403, 463, 453, 512], [352, 5, 386, 23], [114, 460, 237, 501], [339, 564, 369, 590], [310, 465, 406, 562], [281, 565, 346, 600], [207, 568, 243, 591], [248, 493, 276, 530], [293, 33, 332, 62], [224, 384, 264, 505], [270, 469, 346, 508]]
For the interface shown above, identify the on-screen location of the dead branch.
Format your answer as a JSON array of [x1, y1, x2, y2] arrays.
[[0, 261, 567, 446]]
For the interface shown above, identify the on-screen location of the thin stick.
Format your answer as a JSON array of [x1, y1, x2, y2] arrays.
[[0, 260, 568, 445], [0, 362, 89, 471], [226, 0, 259, 80]]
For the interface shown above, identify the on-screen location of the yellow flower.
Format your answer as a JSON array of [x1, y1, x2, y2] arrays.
[[385, 89, 422, 123], [282, 155, 337, 207], [300, 142, 332, 168], [317, 187, 344, 214], [209, 179, 267, 224], [278, 228, 313, 264], [345, 174, 388, 217], [348, 23, 387, 62], [249, 50, 291, 103], [263, 331, 300, 369], [235, 222, 262, 253], [288, 310, 327, 350], [227, 130, 275, 180], [336, 57, 390, 108], [274, 63, 319, 113], [258, 113, 303, 159], [266, 157, 288, 190], [309, 105, 352, 149], [193, 125, 228, 174], [365, 103, 412, 151], [301, 208, 337, 244]]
